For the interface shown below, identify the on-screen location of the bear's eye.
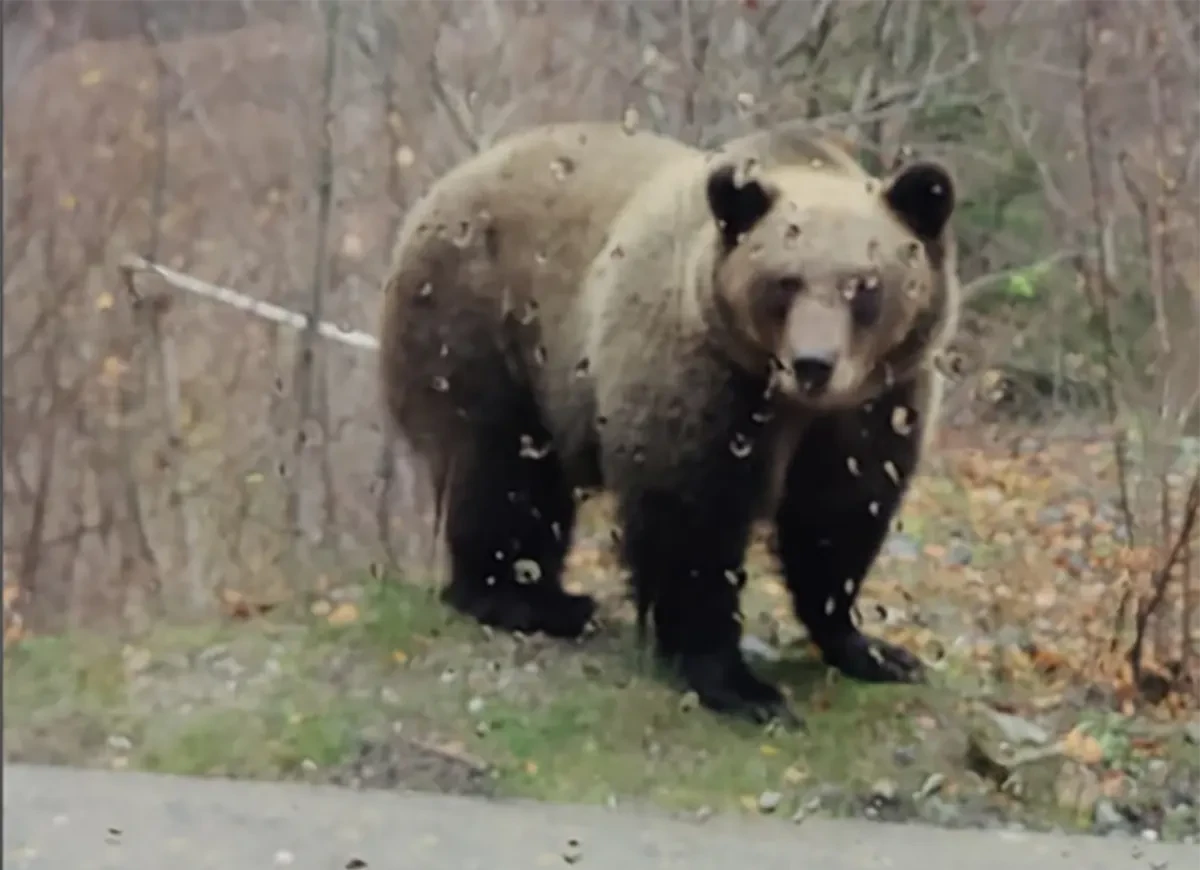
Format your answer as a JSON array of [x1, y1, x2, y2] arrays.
[[777, 276, 805, 296], [849, 275, 882, 327], [766, 276, 804, 318]]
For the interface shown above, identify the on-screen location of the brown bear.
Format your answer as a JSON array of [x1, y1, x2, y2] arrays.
[[378, 120, 959, 725]]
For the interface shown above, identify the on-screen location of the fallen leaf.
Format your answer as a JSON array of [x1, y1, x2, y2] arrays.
[[80, 69, 104, 87], [1061, 726, 1105, 765], [782, 765, 809, 786], [220, 589, 278, 621], [95, 291, 115, 311], [392, 649, 409, 665], [326, 602, 359, 626]]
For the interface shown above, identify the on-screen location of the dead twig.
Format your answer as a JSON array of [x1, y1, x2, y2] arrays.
[[118, 254, 379, 352]]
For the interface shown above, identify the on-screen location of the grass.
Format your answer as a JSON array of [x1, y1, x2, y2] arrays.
[[2, 570, 962, 818], [5, 458, 1198, 834]]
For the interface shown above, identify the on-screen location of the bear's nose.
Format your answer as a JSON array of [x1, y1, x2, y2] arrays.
[[791, 354, 836, 393]]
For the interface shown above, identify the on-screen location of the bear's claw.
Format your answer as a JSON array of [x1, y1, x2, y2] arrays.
[[678, 648, 803, 729], [442, 584, 597, 640], [822, 631, 926, 684]]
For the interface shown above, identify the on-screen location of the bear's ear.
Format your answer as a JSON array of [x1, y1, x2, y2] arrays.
[[706, 163, 776, 248], [882, 161, 956, 242]]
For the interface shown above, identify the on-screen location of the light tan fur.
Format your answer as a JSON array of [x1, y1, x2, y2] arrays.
[[578, 123, 958, 511], [379, 119, 959, 524], [379, 122, 692, 490]]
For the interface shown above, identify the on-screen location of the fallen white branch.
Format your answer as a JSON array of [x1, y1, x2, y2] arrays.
[[118, 254, 381, 352]]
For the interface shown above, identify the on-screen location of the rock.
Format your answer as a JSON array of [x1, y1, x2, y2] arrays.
[[893, 745, 917, 767], [757, 790, 783, 814], [965, 704, 1060, 794], [870, 778, 899, 804], [1183, 719, 1200, 746], [790, 795, 823, 824], [1093, 798, 1129, 835], [883, 533, 921, 560], [1145, 758, 1170, 788], [976, 706, 1051, 746], [562, 838, 583, 864], [740, 634, 781, 663], [915, 772, 946, 801], [945, 539, 974, 566], [920, 796, 962, 827]]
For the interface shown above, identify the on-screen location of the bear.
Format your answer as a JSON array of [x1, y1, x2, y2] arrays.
[[378, 120, 959, 725]]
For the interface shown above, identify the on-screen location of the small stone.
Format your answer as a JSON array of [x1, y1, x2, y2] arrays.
[[273, 851, 295, 866], [1141, 828, 1159, 842], [790, 794, 823, 824], [915, 772, 946, 801], [563, 837, 583, 864], [921, 796, 961, 827], [106, 735, 133, 752], [739, 634, 781, 663], [884, 532, 921, 560], [893, 745, 917, 767], [757, 790, 783, 814], [695, 805, 713, 821], [980, 708, 1050, 746], [871, 778, 899, 804], [944, 539, 973, 566], [1093, 798, 1127, 834], [467, 697, 485, 715], [1183, 719, 1200, 746]]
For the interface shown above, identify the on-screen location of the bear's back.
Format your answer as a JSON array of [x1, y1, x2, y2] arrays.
[[389, 122, 695, 322]]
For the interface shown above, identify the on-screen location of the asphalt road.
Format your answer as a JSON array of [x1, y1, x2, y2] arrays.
[[3, 763, 1195, 870]]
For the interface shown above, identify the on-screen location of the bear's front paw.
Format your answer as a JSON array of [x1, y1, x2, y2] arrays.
[[822, 631, 926, 684], [678, 649, 802, 729]]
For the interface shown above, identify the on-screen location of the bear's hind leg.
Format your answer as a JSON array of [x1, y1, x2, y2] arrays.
[[775, 389, 926, 684], [441, 423, 596, 639]]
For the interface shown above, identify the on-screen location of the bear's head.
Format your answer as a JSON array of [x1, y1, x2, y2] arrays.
[[703, 146, 958, 410]]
